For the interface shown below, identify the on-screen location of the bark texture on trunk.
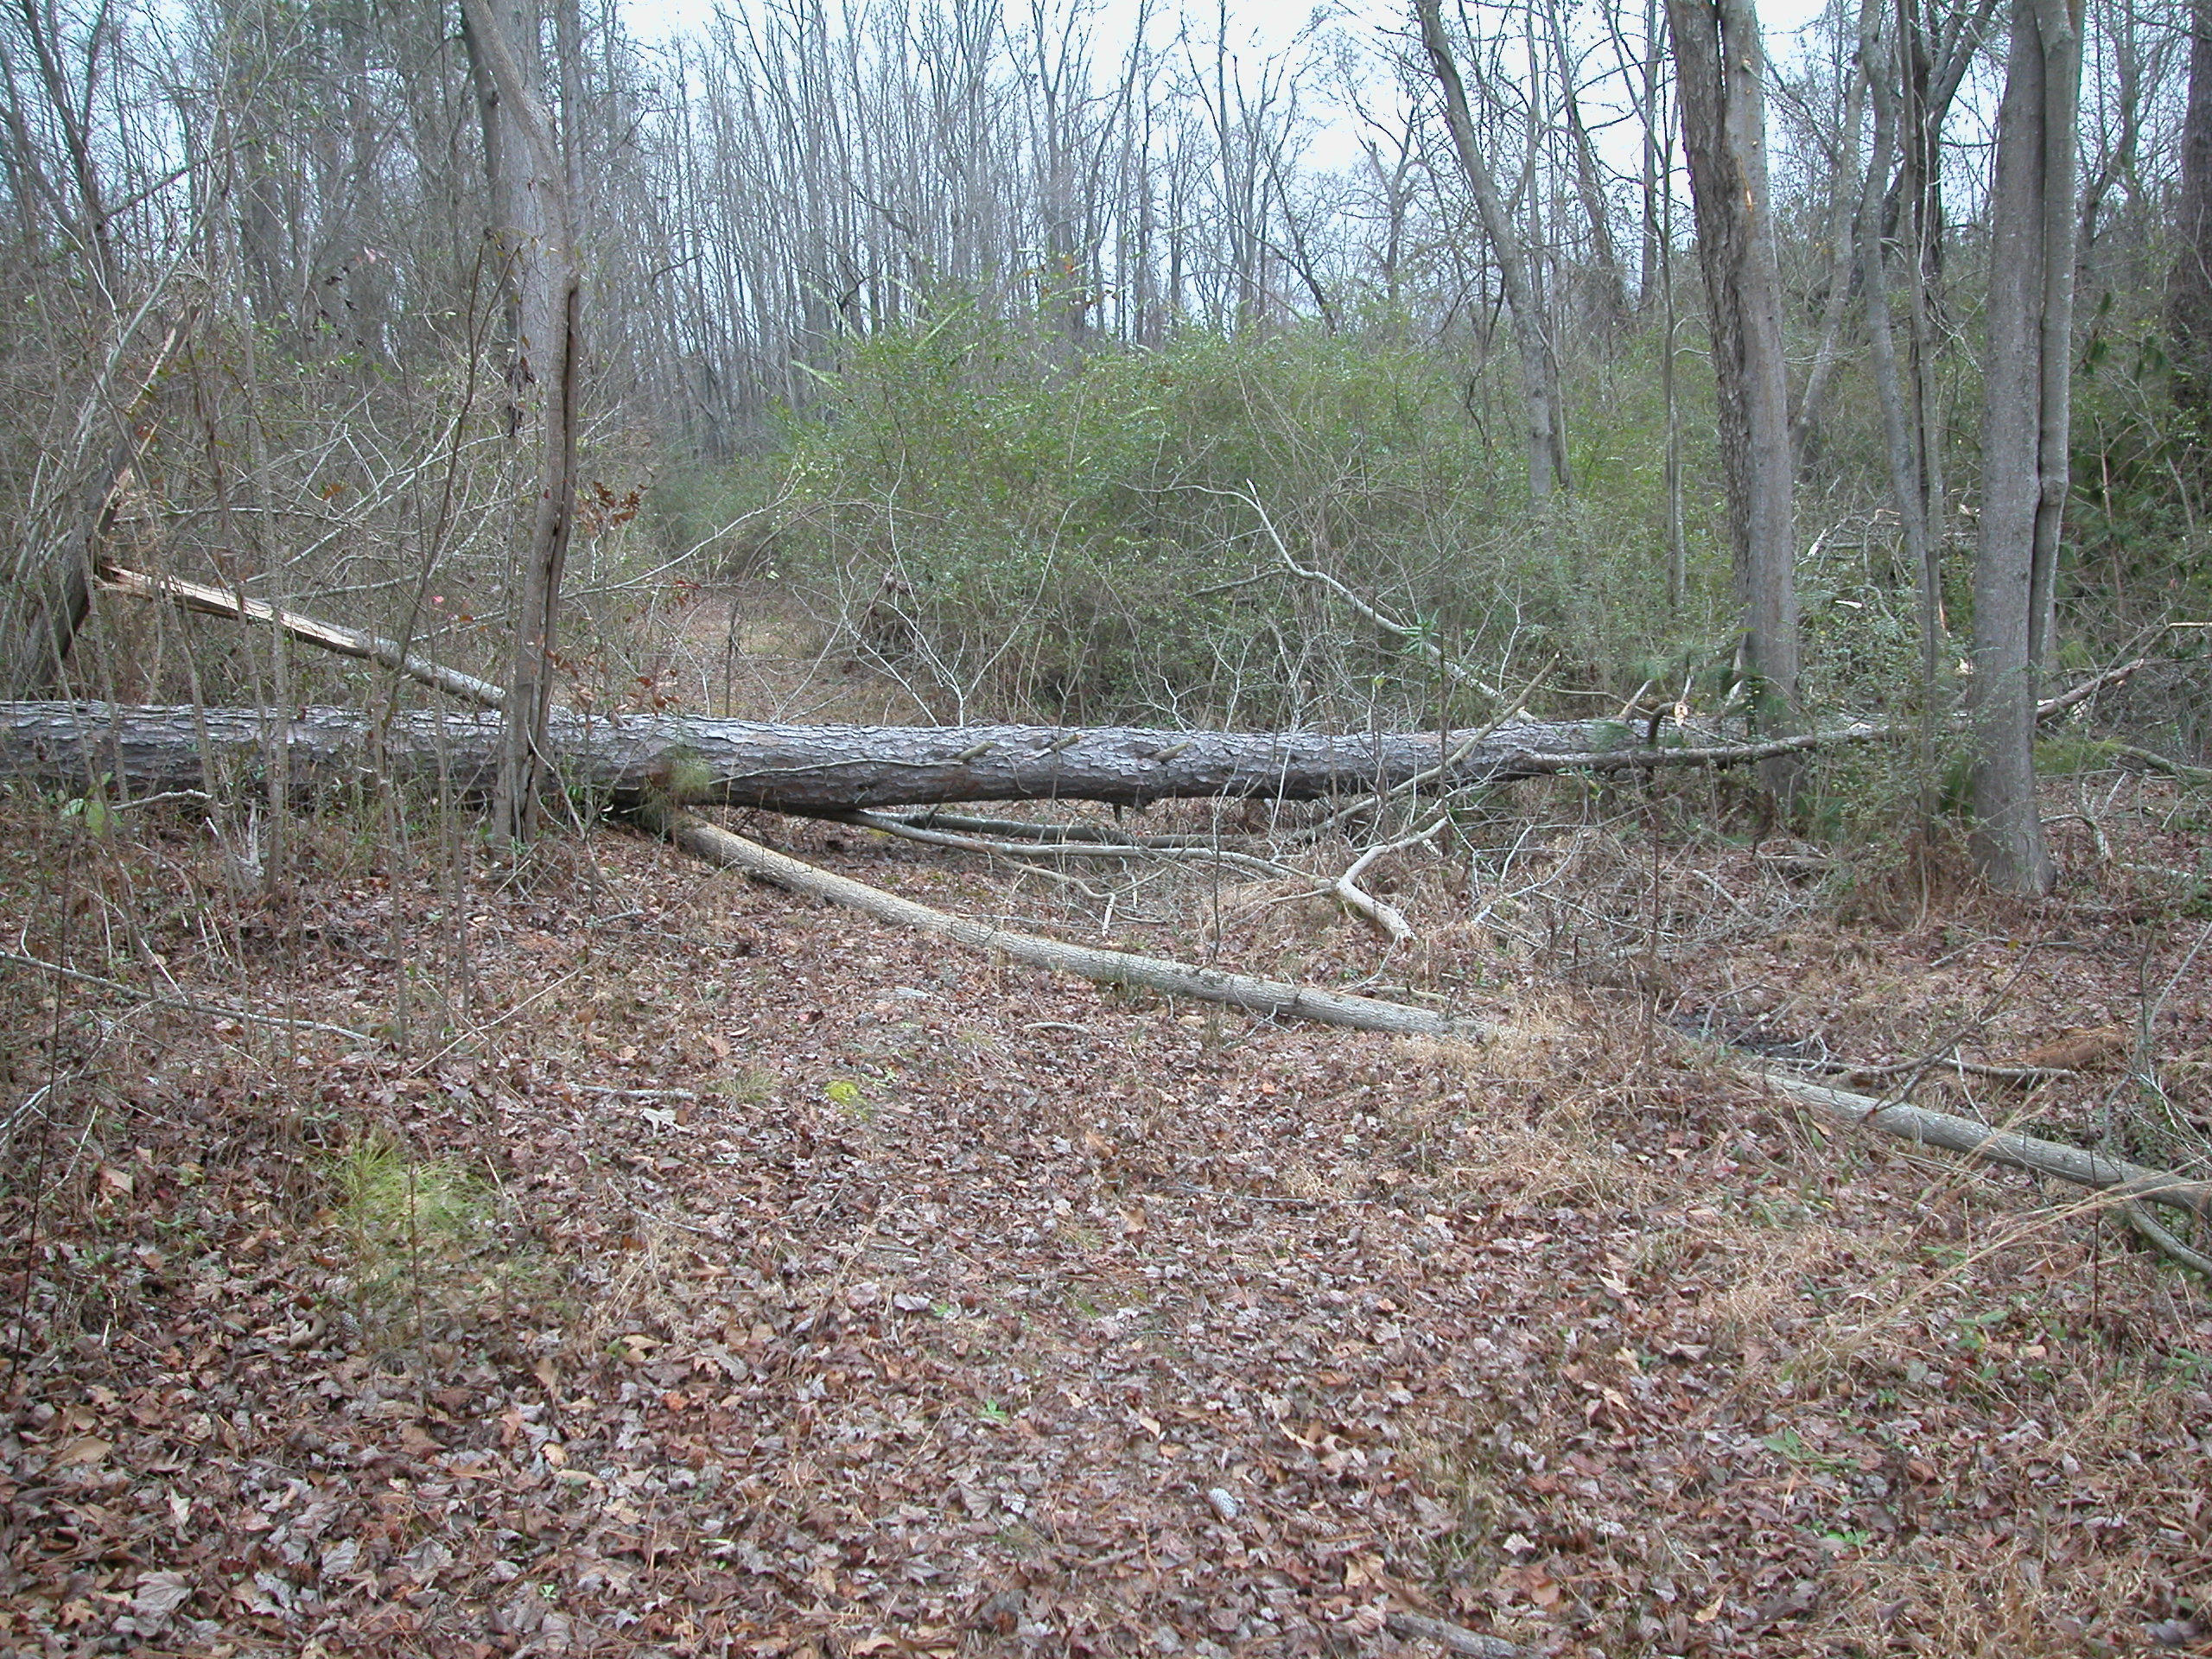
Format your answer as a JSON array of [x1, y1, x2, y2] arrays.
[[1968, 0, 2079, 894], [1667, 0, 1801, 773], [0, 702, 1723, 810], [0, 435, 130, 698], [2174, 0, 2212, 410], [461, 0, 582, 843]]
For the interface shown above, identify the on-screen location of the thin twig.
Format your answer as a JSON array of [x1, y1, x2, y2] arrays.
[[0, 948, 372, 1041], [838, 809, 1413, 941]]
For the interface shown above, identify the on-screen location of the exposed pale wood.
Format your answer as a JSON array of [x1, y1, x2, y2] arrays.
[[648, 810, 2212, 1229], [1758, 1070, 2210, 1218], [663, 811, 1473, 1039], [836, 809, 1412, 941], [99, 566, 507, 709]]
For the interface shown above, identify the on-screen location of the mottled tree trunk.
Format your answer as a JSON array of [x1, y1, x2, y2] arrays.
[[0, 702, 1754, 812], [461, 0, 582, 844], [1967, 0, 2080, 893], [1666, 0, 1801, 790], [2174, 0, 2212, 412]]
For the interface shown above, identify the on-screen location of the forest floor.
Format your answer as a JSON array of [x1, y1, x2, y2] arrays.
[[3, 620, 2210, 1658]]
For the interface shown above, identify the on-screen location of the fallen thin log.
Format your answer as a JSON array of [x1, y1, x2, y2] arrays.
[[0, 947, 372, 1042], [1756, 1071, 2211, 1219], [1385, 1610, 1532, 1659], [99, 565, 507, 709], [864, 810, 1247, 849], [661, 810, 1469, 1038], [657, 811, 2212, 1236], [835, 809, 1412, 941]]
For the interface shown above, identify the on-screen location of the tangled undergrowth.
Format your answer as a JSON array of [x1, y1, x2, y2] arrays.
[[1, 631, 2209, 1659]]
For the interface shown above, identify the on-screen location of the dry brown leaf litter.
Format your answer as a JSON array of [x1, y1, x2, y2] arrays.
[[0, 790, 2208, 1659]]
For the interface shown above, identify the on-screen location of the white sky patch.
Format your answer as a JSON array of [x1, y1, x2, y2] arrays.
[[619, 0, 1841, 177]]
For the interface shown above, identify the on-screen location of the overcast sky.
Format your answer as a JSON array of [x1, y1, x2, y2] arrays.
[[618, 0, 1840, 175]]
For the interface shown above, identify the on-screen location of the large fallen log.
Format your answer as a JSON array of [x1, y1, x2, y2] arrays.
[[0, 699, 1811, 812]]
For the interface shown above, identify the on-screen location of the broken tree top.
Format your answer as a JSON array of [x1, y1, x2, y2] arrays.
[[0, 702, 1728, 811]]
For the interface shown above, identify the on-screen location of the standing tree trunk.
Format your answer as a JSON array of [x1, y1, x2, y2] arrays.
[[1666, 0, 1801, 785], [460, 0, 582, 844], [1968, 0, 2080, 893], [1859, 10, 1945, 831], [2174, 0, 2212, 416], [1415, 0, 1570, 503], [0, 435, 130, 696]]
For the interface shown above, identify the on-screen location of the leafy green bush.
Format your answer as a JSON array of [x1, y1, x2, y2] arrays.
[[729, 302, 1742, 727]]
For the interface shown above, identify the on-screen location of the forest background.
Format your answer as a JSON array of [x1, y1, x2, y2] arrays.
[[3, 0, 2212, 1651], [1, 0, 2204, 818]]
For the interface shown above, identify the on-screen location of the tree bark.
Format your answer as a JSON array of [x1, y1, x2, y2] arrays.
[[0, 435, 132, 698], [1968, 0, 2080, 894], [0, 701, 1725, 810], [2173, 0, 2212, 415], [460, 0, 582, 844], [1666, 0, 1801, 790], [1416, 0, 1570, 503], [0, 678, 2133, 814]]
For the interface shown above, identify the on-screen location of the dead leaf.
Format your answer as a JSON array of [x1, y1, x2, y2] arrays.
[[131, 1570, 192, 1624], [53, 1434, 111, 1467]]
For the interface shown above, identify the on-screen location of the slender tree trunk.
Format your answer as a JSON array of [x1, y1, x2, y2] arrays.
[[1660, 89, 1687, 617], [1416, 0, 1569, 503], [1859, 16, 1944, 825], [1666, 0, 1801, 782], [461, 0, 582, 844], [0, 435, 131, 696], [1789, 0, 1877, 453], [1968, 0, 2081, 893], [1636, 0, 1667, 310], [1544, 0, 1629, 330], [2173, 0, 2212, 416]]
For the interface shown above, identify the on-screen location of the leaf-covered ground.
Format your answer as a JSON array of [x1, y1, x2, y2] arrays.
[[3, 768, 2209, 1658]]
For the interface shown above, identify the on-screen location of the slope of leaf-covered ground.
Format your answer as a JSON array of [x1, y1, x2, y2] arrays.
[[2, 758, 2209, 1657]]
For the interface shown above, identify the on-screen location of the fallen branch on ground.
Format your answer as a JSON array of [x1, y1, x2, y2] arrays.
[[836, 809, 1413, 941], [660, 809, 1465, 1037], [1385, 1610, 1533, 1659], [1754, 1069, 2210, 1222], [0, 947, 372, 1041], [865, 810, 1247, 849], [652, 813, 2212, 1252], [99, 565, 507, 709]]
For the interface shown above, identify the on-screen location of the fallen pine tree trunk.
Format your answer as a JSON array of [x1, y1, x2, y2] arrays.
[[0, 699, 1835, 812], [0, 657, 2145, 812]]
